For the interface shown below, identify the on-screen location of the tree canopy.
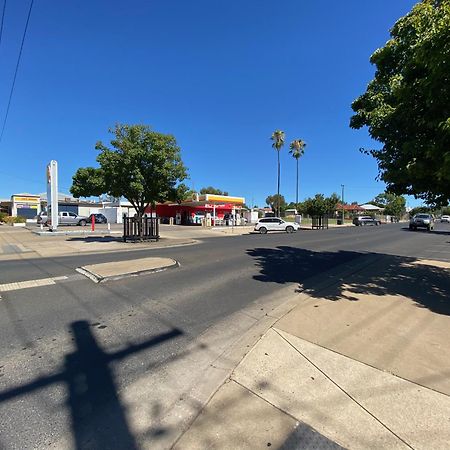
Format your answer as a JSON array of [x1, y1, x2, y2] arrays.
[[199, 186, 229, 196], [350, 0, 450, 206], [301, 193, 340, 217], [71, 124, 188, 215], [266, 194, 286, 214], [372, 192, 406, 218]]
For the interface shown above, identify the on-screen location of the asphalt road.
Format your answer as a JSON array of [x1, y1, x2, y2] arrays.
[[0, 222, 449, 449]]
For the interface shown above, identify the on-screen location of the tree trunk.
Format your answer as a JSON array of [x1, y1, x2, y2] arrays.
[[296, 158, 299, 206], [277, 150, 280, 217]]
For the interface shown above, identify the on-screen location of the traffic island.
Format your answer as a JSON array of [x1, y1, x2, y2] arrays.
[[76, 257, 179, 282]]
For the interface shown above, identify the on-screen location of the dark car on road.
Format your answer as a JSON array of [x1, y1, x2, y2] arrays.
[[409, 214, 434, 231], [88, 213, 108, 224], [352, 216, 381, 226]]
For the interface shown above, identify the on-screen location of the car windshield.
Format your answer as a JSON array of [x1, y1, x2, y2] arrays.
[[416, 214, 430, 219]]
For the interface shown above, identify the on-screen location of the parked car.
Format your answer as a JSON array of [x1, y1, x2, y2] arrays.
[[254, 217, 299, 234], [440, 215, 450, 223], [88, 213, 108, 224], [352, 216, 381, 226], [40, 211, 89, 226], [409, 214, 434, 231]]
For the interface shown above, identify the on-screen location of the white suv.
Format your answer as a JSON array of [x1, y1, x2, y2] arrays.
[[254, 217, 299, 234]]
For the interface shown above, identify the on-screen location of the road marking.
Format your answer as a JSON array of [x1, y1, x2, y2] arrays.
[[0, 276, 68, 292]]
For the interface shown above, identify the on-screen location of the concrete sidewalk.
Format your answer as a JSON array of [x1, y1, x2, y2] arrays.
[[0, 226, 197, 260], [175, 256, 450, 449]]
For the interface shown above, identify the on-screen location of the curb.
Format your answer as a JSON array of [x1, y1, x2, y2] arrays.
[[30, 229, 117, 236], [76, 259, 179, 283]]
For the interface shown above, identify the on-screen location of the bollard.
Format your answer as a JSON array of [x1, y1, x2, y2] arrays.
[[91, 215, 95, 231], [107, 222, 111, 231]]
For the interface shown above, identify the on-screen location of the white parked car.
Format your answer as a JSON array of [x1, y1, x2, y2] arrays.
[[440, 215, 450, 223], [254, 217, 299, 234]]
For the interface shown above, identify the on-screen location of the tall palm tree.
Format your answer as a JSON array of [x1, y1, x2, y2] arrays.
[[289, 139, 306, 207], [271, 130, 285, 216]]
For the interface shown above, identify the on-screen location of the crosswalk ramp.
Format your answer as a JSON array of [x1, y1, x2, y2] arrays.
[[0, 243, 32, 254]]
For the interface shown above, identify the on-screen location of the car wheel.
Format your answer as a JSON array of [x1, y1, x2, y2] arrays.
[[79, 220, 87, 226], [286, 225, 294, 233], [259, 227, 267, 234]]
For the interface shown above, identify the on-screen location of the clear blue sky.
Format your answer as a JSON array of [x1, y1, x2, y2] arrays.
[[0, 0, 420, 207]]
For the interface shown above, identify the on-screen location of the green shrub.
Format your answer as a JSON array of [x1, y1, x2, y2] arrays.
[[0, 212, 8, 222], [4, 216, 27, 224]]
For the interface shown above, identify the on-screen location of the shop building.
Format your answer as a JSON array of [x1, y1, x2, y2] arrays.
[[150, 194, 246, 225], [11, 194, 41, 219]]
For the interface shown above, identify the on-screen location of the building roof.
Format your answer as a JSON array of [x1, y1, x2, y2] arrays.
[[336, 203, 365, 211], [360, 203, 383, 211], [12, 192, 40, 198]]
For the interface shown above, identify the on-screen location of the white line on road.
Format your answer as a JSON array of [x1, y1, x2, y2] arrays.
[[0, 276, 68, 292]]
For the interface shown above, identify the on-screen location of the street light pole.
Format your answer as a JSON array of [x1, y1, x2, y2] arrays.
[[341, 184, 345, 224]]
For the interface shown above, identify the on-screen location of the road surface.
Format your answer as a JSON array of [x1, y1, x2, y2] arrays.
[[0, 223, 449, 449]]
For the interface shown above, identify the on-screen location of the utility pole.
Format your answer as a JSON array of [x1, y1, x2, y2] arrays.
[[341, 184, 345, 224]]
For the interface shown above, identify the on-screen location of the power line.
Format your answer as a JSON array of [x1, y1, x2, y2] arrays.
[[0, 0, 34, 145], [0, 0, 6, 47]]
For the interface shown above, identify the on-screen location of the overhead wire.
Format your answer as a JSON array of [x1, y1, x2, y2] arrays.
[[0, 0, 34, 145], [0, 0, 6, 47]]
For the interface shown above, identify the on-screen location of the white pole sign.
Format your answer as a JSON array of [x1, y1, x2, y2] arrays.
[[46, 160, 58, 230]]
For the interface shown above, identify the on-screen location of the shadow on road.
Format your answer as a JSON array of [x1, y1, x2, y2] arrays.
[[67, 236, 123, 243], [400, 226, 450, 236], [0, 321, 183, 449], [247, 246, 450, 316]]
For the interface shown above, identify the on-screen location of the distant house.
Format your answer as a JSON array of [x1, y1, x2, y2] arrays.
[[335, 203, 365, 215]]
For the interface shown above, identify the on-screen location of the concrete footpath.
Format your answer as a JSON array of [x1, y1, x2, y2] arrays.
[[175, 256, 450, 449]]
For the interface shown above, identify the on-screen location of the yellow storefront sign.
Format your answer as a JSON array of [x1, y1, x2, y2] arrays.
[[13, 196, 40, 203]]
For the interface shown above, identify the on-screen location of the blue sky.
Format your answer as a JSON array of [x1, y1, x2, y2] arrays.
[[0, 0, 420, 207]]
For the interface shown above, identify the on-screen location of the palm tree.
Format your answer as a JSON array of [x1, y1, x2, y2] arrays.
[[289, 139, 306, 208], [271, 130, 285, 216]]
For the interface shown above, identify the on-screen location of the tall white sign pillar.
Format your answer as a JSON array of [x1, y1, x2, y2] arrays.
[[46, 160, 58, 231]]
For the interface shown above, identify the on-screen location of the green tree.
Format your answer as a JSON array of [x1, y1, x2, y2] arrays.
[[372, 192, 406, 218], [289, 139, 306, 205], [265, 194, 287, 216], [270, 130, 285, 216], [350, 0, 450, 206], [409, 206, 432, 217], [199, 186, 229, 195], [302, 193, 340, 217], [71, 124, 188, 216]]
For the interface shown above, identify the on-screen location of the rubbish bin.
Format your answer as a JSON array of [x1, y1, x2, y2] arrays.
[[337, 219, 343, 225]]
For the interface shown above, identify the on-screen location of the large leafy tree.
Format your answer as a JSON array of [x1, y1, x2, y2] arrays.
[[71, 124, 188, 216], [372, 192, 406, 218], [199, 186, 229, 195], [266, 194, 287, 216], [270, 130, 285, 216], [350, 0, 450, 205], [289, 139, 306, 206], [302, 193, 340, 217]]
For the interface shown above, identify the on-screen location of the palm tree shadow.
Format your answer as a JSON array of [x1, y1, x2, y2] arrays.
[[247, 246, 450, 316]]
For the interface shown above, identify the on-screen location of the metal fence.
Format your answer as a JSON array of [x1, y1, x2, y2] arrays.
[[123, 216, 159, 242], [311, 215, 329, 229]]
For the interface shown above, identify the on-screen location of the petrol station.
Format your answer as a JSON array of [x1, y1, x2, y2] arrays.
[[152, 194, 247, 226]]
